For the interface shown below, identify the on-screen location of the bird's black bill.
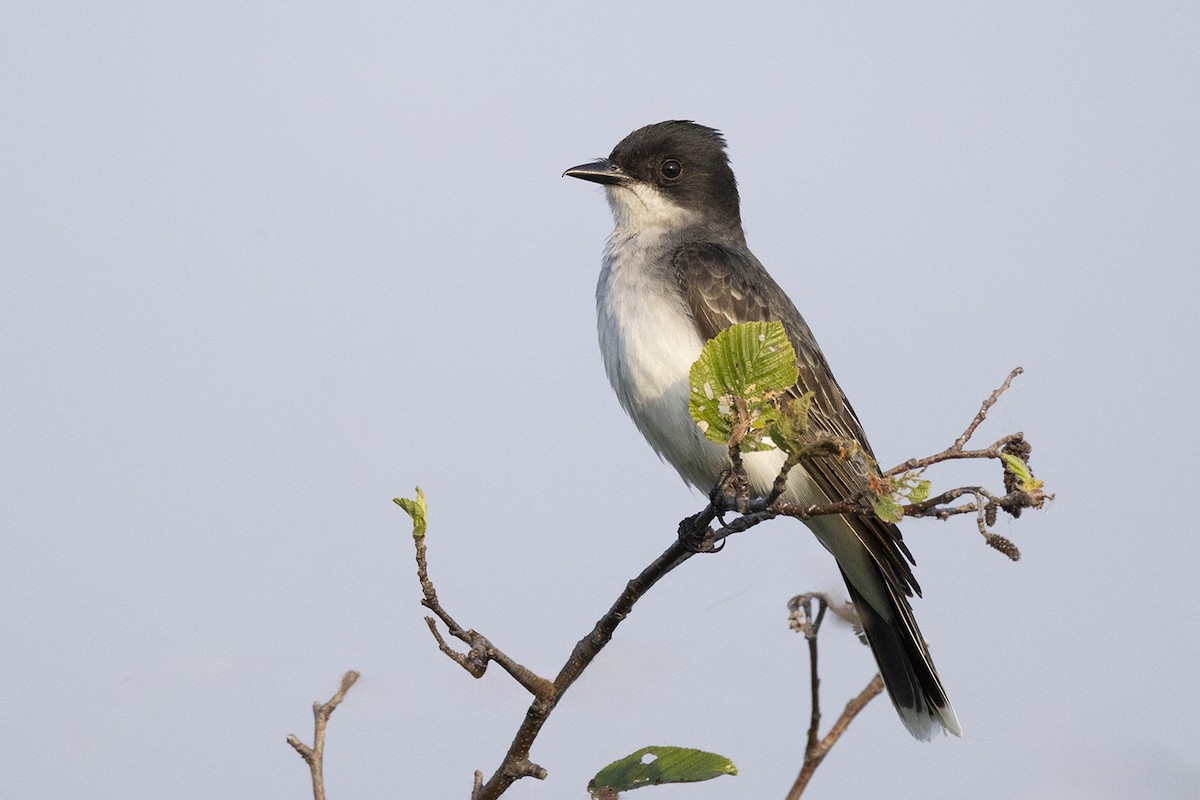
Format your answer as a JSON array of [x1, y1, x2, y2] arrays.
[[563, 158, 627, 185]]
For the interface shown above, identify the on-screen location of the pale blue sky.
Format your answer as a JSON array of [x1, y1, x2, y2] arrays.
[[3, 3, 1198, 798]]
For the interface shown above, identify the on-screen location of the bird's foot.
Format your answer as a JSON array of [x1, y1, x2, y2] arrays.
[[677, 511, 722, 553]]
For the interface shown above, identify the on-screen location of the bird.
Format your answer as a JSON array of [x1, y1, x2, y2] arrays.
[[563, 120, 961, 740]]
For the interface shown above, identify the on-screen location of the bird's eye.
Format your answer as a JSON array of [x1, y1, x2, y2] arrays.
[[660, 159, 682, 180]]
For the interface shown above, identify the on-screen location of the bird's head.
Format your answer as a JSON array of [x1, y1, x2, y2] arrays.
[[564, 120, 742, 233]]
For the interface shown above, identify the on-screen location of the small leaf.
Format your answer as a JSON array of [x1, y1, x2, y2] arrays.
[[589, 746, 737, 796], [394, 487, 427, 539], [1000, 453, 1044, 492], [870, 493, 905, 524], [908, 478, 931, 503], [769, 390, 816, 455]]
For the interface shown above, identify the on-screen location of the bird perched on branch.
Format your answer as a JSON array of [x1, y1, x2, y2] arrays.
[[565, 120, 960, 740]]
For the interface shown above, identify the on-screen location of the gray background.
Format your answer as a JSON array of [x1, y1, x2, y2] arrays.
[[3, 2, 1197, 798]]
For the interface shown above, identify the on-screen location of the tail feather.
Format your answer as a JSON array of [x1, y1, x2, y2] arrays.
[[842, 569, 962, 740]]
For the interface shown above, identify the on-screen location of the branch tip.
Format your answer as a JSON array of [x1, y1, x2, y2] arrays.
[[287, 670, 360, 800]]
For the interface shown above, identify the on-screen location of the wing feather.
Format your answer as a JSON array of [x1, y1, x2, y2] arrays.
[[671, 242, 920, 597]]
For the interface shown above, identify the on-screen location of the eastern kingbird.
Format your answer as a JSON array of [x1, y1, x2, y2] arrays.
[[565, 120, 961, 740]]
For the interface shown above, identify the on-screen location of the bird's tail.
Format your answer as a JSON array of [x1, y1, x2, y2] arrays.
[[841, 568, 962, 740]]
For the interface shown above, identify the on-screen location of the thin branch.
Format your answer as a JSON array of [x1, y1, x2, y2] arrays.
[[801, 596, 830, 756], [287, 670, 360, 800], [788, 674, 886, 799], [885, 367, 1024, 476], [415, 530, 554, 699], [883, 433, 1027, 476], [784, 594, 884, 799], [474, 535, 698, 800], [953, 366, 1023, 451], [407, 502, 723, 799]]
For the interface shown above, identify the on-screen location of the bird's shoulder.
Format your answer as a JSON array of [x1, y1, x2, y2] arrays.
[[670, 239, 878, 460], [670, 240, 790, 335]]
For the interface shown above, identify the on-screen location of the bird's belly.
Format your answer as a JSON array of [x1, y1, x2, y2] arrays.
[[597, 287, 818, 507], [596, 241, 828, 506], [599, 288, 726, 489]]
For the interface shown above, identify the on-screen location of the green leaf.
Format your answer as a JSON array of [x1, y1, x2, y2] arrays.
[[769, 390, 816, 455], [393, 487, 427, 539], [688, 321, 800, 451], [907, 478, 931, 504], [589, 746, 737, 796], [870, 492, 905, 524], [868, 473, 930, 524], [1000, 453, 1044, 492]]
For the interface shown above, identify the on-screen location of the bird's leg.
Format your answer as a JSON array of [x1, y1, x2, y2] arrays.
[[710, 465, 753, 516]]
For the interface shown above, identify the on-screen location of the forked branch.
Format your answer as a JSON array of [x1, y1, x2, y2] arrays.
[[287, 670, 360, 800], [785, 594, 885, 799]]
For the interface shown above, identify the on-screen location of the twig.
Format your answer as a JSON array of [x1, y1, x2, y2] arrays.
[[767, 450, 801, 505], [800, 596, 829, 757], [882, 433, 1027, 475], [287, 670, 360, 800], [415, 531, 554, 698], [473, 535, 698, 799], [953, 366, 1023, 451], [885, 367, 1024, 476], [784, 595, 884, 799], [788, 675, 886, 799]]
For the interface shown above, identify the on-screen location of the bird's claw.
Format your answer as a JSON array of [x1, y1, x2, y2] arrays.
[[677, 512, 721, 553]]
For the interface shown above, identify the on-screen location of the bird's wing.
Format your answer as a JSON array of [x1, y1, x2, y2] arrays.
[[671, 241, 919, 596]]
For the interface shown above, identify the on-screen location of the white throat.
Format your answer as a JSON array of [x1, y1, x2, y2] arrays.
[[603, 182, 699, 233], [594, 183, 729, 490]]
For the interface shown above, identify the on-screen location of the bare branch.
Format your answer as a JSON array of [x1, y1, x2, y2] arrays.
[[287, 670, 360, 800], [415, 528, 554, 699], [784, 595, 884, 799], [885, 367, 1025, 477], [472, 535, 697, 799], [788, 676, 886, 800], [953, 366, 1023, 452], [883, 432, 1027, 476]]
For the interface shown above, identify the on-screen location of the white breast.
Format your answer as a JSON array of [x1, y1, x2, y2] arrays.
[[594, 225, 726, 491], [592, 184, 826, 508]]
